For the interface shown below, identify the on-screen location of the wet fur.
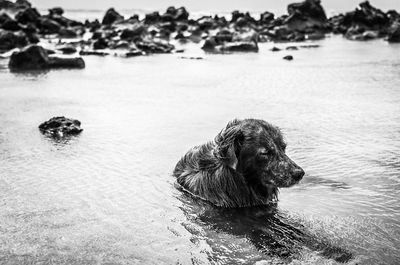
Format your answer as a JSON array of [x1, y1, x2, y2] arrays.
[[173, 119, 303, 208]]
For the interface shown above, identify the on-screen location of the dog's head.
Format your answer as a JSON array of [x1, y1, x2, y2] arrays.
[[215, 119, 304, 192]]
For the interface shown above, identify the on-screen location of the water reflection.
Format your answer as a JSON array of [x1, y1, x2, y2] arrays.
[[11, 69, 50, 80], [301, 175, 352, 190], [177, 189, 353, 264]]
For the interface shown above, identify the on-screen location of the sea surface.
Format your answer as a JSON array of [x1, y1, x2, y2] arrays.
[[1, 32, 400, 264]]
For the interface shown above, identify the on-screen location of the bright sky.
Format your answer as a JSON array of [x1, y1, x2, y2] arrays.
[[31, 0, 400, 14]]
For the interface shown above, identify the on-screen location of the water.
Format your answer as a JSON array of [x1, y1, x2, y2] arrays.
[[1, 36, 400, 264]]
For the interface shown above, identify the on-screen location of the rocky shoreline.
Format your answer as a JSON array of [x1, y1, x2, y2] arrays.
[[1, 0, 400, 70]]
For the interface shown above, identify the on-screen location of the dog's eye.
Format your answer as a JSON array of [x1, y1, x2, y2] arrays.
[[259, 150, 271, 157]]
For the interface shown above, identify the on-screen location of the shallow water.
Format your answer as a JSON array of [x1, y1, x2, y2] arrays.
[[1, 36, 400, 264]]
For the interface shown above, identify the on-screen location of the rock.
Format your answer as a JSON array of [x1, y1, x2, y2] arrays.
[[179, 56, 203, 60], [102, 8, 124, 25], [197, 16, 216, 31], [93, 37, 108, 50], [175, 7, 189, 21], [306, 31, 325, 40], [144, 12, 160, 24], [57, 45, 77, 54], [387, 22, 400, 42], [271, 46, 281, 51], [0, 0, 15, 9], [135, 40, 174, 54], [9, 44, 49, 69], [0, 13, 12, 24], [38, 17, 61, 34], [288, 0, 327, 21], [220, 41, 258, 52], [58, 27, 78, 38], [49, 7, 64, 16], [120, 25, 146, 40], [49, 56, 85, 69], [79, 50, 109, 56], [125, 50, 144, 57], [0, 0, 30, 10], [201, 37, 218, 51], [286, 46, 298, 50], [1, 18, 21, 31], [39, 116, 83, 137], [15, 7, 41, 24], [15, 0, 31, 9], [330, 1, 390, 39], [0, 30, 28, 51], [259, 11, 275, 24], [9, 44, 85, 70], [283, 55, 293, 60]]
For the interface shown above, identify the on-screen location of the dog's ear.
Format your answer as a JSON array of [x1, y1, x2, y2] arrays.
[[215, 120, 244, 170]]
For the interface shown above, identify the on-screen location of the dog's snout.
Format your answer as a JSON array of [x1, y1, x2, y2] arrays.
[[292, 168, 305, 181]]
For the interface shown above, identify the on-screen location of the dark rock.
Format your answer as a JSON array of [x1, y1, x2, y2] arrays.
[[175, 7, 189, 21], [299, 44, 320, 48], [102, 8, 124, 25], [113, 40, 130, 49], [0, 0, 15, 9], [288, 0, 327, 21], [259, 11, 275, 24], [330, 1, 390, 38], [283, 55, 293, 60], [221, 41, 258, 52], [179, 56, 203, 60], [57, 45, 77, 54], [306, 31, 325, 40], [79, 50, 109, 56], [0, 13, 12, 24], [201, 37, 218, 51], [9, 44, 85, 70], [388, 22, 400, 42], [49, 7, 64, 16], [39, 116, 83, 137], [15, 7, 41, 24], [125, 50, 144, 57], [15, 0, 31, 9], [120, 25, 145, 40], [215, 29, 233, 42], [9, 44, 49, 69], [144, 12, 160, 24], [50, 14, 83, 28], [286, 46, 298, 50], [231, 10, 244, 23], [1, 18, 21, 31], [93, 37, 108, 50], [58, 27, 78, 38], [198, 16, 216, 31], [0, 30, 28, 51], [271, 46, 281, 51], [49, 56, 85, 69], [38, 17, 61, 34], [135, 40, 174, 54]]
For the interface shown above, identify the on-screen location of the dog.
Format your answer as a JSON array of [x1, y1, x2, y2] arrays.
[[173, 118, 305, 207]]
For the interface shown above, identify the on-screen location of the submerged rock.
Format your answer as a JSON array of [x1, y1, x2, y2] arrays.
[[221, 41, 258, 52], [39, 116, 83, 137], [283, 55, 294, 60], [9, 44, 85, 70]]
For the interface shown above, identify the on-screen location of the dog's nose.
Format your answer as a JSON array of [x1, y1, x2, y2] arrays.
[[292, 168, 305, 181]]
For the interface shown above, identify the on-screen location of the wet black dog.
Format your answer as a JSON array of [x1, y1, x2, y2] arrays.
[[173, 119, 305, 207]]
